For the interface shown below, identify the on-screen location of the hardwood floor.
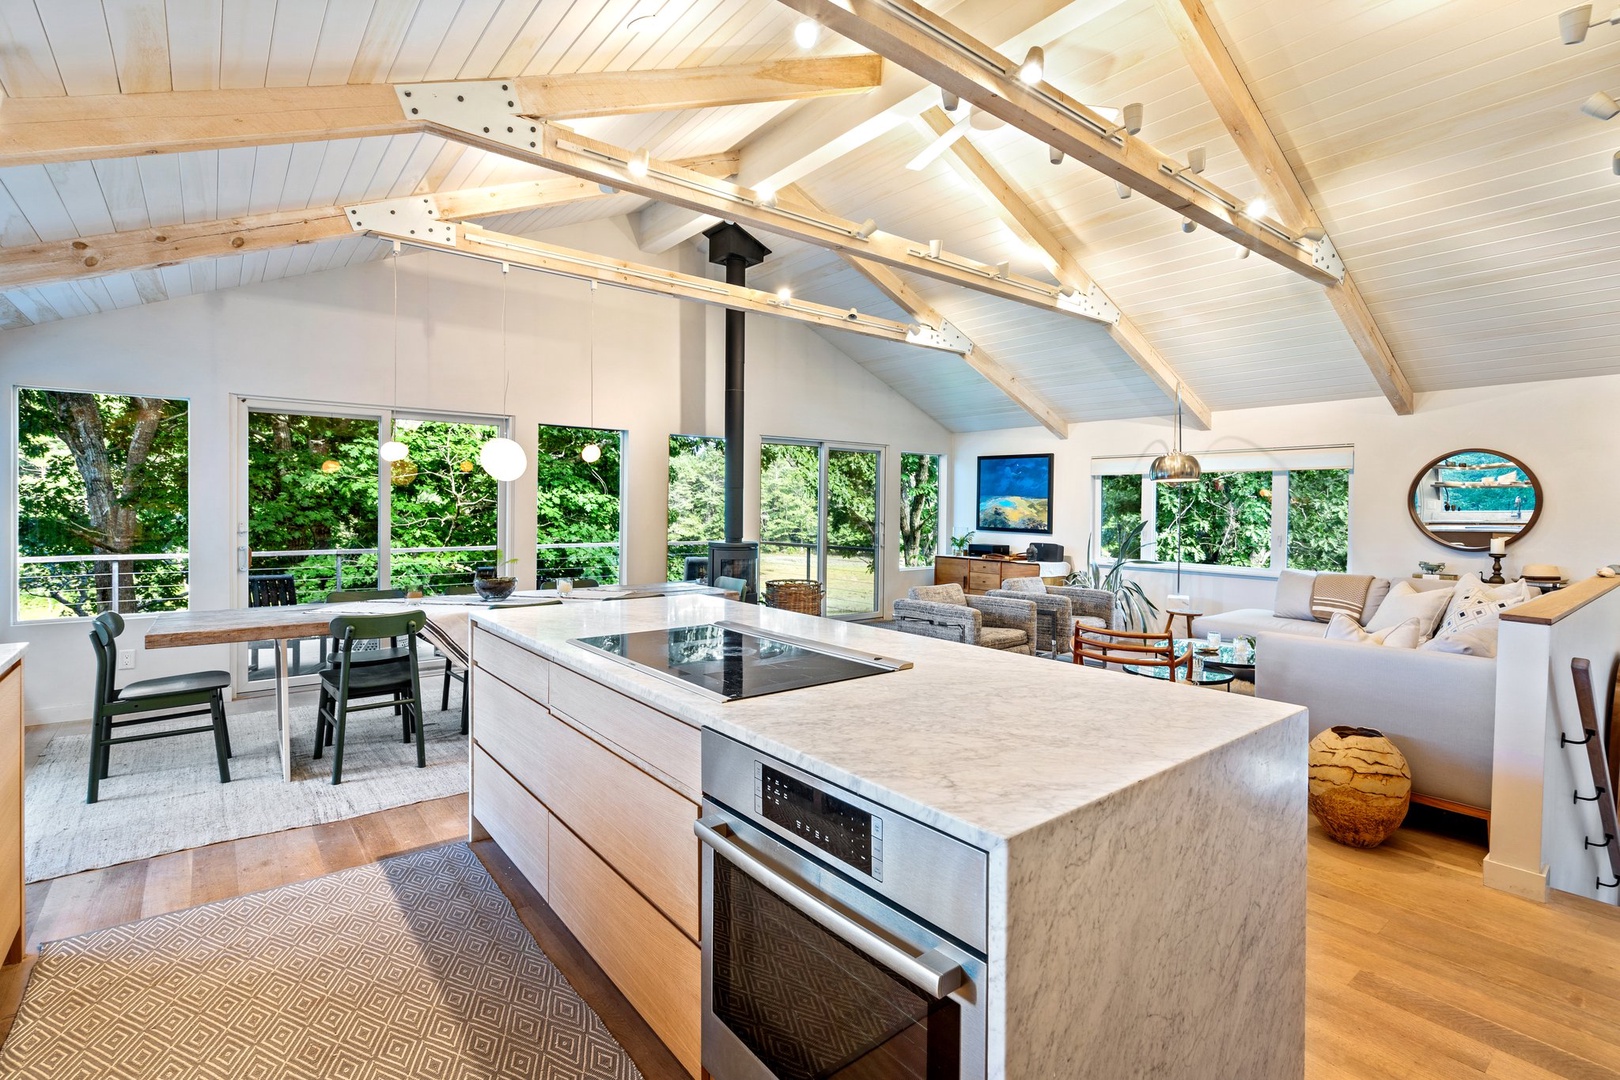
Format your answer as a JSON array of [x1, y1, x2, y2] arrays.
[[0, 797, 1616, 1078]]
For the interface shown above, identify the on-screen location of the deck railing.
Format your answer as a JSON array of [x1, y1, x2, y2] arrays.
[[17, 552, 190, 619]]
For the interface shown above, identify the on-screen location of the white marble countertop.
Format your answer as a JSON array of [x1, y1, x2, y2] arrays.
[[0, 643, 25, 679], [473, 597, 1304, 850]]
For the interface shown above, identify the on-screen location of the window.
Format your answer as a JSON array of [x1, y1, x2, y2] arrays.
[[898, 453, 941, 568], [1094, 450, 1351, 574], [760, 440, 882, 617], [536, 425, 624, 585], [17, 388, 189, 619], [387, 418, 501, 592], [667, 435, 725, 580]]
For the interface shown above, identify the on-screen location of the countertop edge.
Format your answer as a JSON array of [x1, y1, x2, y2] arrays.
[[0, 643, 27, 679]]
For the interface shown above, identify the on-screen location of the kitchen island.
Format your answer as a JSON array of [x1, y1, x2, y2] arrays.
[[467, 596, 1306, 1079]]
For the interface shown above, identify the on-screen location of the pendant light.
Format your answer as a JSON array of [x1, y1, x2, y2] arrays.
[[379, 241, 410, 462], [581, 281, 602, 463], [479, 262, 528, 482], [1149, 385, 1201, 484]]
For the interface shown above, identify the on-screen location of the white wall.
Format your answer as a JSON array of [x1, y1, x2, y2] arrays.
[[1, 217, 949, 724], [949, 376, 1620, 615]]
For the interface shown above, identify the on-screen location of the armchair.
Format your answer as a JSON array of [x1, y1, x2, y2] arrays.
[[891, 584, 1036, 654], [992, 579, 1115, 658]]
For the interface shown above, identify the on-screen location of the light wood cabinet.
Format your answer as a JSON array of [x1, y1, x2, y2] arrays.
[[470, 635, 702, 1077], [0, 657, 22, 966], [933, 555, 1044, 596]]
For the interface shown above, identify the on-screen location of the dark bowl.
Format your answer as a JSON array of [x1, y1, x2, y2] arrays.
[[473, 576, 517, 601]]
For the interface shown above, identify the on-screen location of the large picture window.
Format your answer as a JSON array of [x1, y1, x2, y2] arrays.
[[537, 425, 624, 585], [17, 388, 190, 619], [667, 434, 725, 580], [1095, 450, 1351, 574], [898, 453, 941, 569]]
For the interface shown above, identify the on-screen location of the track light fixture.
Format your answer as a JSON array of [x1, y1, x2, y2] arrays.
[[1049, 145, 1064, 165], [1613, 150, 1620, 175], [1235, 246, 1251, 260], [794, 18, 820, 48], [995, 260, 1010, 278], [597, 183, 616, 195], [627, 148, 650, 177], [927, 238, 943, 259], [1181, 218, 1196, 233], [1561, 4, 1620, 43], [1246, 197, 1270, 220], [1115, 182, 1132, 200], [855, 218, 878, 239], [1018, 46, 1045, 84], [776, 286, 792, 303], [755, 185, 778, 207], [1186, 147, 1206, 174], [1301, 226, 1326, 242], [1122, 102, 1144, 135], [942, 89, 960, 112], [1584, 91, 1620, 119]]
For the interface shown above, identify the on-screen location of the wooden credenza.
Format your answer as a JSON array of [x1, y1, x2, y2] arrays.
[[0, 649, 23, 966], [934, 555, 1044, 595], [469, 628, 701, 1078]]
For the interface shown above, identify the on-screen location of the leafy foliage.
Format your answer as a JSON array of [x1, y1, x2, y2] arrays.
[[667, 435, 725, 579], [535, 425, 622, 584], [898, 453, 940, 568], [1287, 469, 1350, 572], [1098, 475, 1143, 559], [1156, 471, 1274, 568]]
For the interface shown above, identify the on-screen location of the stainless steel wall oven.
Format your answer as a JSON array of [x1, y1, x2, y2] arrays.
[[698, 730, 989, 1079]]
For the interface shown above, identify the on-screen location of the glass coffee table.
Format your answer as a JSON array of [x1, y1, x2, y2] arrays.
[[1119, 639, 1254, 689]]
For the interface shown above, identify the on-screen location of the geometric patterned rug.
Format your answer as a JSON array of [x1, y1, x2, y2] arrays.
[[0, 843, 643, 1079]]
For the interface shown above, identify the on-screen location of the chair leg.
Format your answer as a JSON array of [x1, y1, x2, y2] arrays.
[[411, 668, 427, 770], [220, 701, 233, 759], [313, 685, 329, 759], [98, 717, 112, 781], [459, 672, 469, 736], [210, 692, 232, 785], [442, 665, 452, 711], [86, 713, 104, 805], [330, 693, 348, 785]]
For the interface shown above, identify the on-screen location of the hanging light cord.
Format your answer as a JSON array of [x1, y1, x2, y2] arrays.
[[589, 281, 597, 429], [501, 262, 511, 415]]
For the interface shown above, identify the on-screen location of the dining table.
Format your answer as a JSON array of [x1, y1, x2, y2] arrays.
[[144, 580, 730, 782]]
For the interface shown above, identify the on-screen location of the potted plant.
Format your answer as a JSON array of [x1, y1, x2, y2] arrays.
[[949, 530, 977, 556], [1066, 520, 1159, 631], [474, 555, 520, 601]]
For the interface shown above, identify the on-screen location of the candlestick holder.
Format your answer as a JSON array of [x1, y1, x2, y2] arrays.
[[1488, 553, 1506, 584]]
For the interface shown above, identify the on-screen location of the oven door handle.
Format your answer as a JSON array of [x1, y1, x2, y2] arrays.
[[695, 815, 966, 999]]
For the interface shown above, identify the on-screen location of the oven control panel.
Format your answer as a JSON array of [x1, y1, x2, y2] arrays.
[[755, 761, 883, 881]]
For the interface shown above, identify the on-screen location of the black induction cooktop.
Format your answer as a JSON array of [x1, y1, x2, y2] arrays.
[[568, 621, 911, 701]]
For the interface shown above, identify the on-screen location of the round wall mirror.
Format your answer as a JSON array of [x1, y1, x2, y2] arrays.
[[1408, 449, 1541, 551]]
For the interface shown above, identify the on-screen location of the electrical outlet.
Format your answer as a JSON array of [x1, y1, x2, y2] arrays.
[[117, 648, 135, 671]]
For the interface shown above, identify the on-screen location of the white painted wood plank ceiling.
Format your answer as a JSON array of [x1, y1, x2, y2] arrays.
[[0, 0, 1616, 434]]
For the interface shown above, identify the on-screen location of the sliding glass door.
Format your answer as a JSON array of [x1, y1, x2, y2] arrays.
[[387, 416, 500, 593], [760, 439, 881, 618]]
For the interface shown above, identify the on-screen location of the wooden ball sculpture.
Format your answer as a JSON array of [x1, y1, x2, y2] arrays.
[[1308, 726, 1411, 848]]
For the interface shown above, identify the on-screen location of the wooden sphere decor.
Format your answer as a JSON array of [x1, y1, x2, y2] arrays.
[[1308, 726, 1412, 848]]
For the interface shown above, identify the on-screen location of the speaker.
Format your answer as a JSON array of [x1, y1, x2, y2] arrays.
[[967, 543, 1010, 556], [1026, 542, 1065, 562]]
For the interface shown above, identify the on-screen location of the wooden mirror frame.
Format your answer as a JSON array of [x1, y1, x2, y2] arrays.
[[1407, 448, 1542, 551]]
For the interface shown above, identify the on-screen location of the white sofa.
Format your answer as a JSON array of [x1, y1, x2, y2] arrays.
[[1190, 578, 1496, 814]]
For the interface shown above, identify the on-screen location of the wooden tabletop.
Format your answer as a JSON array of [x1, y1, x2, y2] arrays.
[[144, 604, 340, 647]]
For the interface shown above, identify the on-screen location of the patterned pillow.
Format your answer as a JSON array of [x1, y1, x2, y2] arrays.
[[1438, 585, 1509, 638]]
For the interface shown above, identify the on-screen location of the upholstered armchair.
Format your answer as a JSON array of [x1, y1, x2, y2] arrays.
[[891, 584, 1037, 655], [992, 579, 1116, 659]]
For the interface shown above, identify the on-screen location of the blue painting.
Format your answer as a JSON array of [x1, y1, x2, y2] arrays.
[[976, 454, 1053, 534]]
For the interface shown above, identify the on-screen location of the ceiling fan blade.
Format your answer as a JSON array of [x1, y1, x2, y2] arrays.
[[905, 114, 971, 171]]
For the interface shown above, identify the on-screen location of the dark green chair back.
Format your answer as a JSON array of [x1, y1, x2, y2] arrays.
[[328, 611, 424, 677], [88, 611, 125, 708], [326, 588, 406, 603]]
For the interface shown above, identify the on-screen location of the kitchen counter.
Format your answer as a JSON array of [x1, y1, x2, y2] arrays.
[[0, 645, 24, 680], [469, 596, 1306, 1079]]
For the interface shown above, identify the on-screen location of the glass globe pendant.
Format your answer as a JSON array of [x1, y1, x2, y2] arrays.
[[380, 438, 409, 462], [479, 436, 527, 482], [581, 442, 602, 463]]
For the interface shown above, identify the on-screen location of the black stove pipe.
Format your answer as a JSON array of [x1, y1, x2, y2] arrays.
[[703, 223, 770, 544]]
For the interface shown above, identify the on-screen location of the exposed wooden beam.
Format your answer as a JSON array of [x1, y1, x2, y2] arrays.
[[920, 107, 1211, 429], [0, 155, 736, 290], [786, 184, 1069, 438], [633, 0, 1128, 253], [371, 221, 971, 356], [400, 111, 1124, 331], [771, 0, 1341, 284], [1155, 0, 1414, 414], [0, 58, 882, 168]]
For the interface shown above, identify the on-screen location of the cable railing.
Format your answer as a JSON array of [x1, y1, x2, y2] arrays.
[[17, 552, 191, 620], [536, 540, 621, 585]]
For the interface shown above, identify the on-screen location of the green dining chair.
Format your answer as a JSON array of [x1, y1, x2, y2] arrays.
[[321, 588, 409, 669], [314, 611, 427, 785], [86, 612, 232, 804]]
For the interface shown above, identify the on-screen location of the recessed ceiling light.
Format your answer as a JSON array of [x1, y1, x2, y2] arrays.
[[627, 13, 659, 32]]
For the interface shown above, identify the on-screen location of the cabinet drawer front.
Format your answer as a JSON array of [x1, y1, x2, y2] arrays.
[[539, 710, 699, 940], [550, 820, 701, 1078], [968, 568, 1001, 590], [1003, 562, 1041, 578], [473, 669, 551, 801], [549, 667, 700, 801], [472, 746, 549, 900], [473, 627, 550, 705]]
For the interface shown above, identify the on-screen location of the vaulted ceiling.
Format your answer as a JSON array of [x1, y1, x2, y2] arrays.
[[0, 0, 1612, 436]]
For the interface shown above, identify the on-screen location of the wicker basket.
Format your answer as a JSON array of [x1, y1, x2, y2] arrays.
[[764, 579, 825, 616]]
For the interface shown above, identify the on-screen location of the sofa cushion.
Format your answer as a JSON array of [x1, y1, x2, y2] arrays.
[[1273, 569, 1317, 621], [1309, 573, 1377, 623], [1364, 581, 1452, 638], [998, 577, 1047, 595], [1420, 628, 1497, 657], [1361, 578, 1392, 624], [1324, 611, 1422, 648], [1192, 609, 1328, 640], [979, 627, 1029, 650], [909, 583, 965, 605]]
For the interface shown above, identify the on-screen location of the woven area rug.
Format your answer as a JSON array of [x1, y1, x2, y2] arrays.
[[0, 842, 643, 1079], [26, 699, 469, 882]]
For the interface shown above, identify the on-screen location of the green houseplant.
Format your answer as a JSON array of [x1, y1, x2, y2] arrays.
[[949, 530, 977, 556], [1066, 520, 1160, 631]]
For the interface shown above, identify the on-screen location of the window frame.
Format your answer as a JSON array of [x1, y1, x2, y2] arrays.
[[12, 383, 194, 624], [535, 423, 627, 585], [897, 451, 944, 571]]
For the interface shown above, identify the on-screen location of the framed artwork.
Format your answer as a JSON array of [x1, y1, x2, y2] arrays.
[[976, 454, 1053, 533]]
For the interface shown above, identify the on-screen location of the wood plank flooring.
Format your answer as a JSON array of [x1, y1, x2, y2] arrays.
[[0, 797, 1616, 1078]]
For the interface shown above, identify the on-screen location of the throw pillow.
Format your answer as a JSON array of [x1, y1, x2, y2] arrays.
[[1324, 612, 1422, 648], [1309, 574, 1377, 623], [1273, 569, 1317, 621], [1363, 581, 1452, 638], [1419, 626, 1498, 657], [1361, 578, 1392, 624]]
